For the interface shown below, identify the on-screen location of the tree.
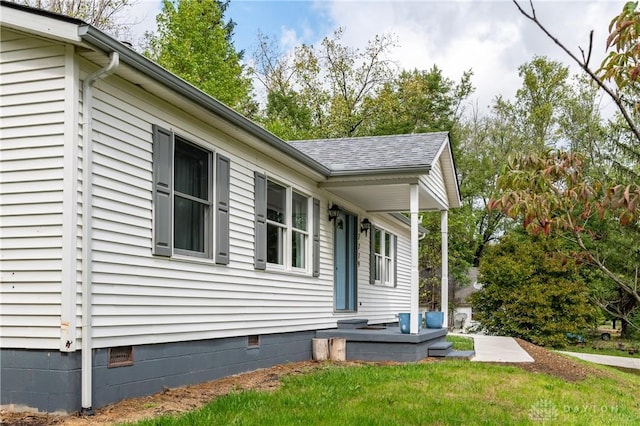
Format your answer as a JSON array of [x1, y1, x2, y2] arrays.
[[250, 33, 314, 140], [483, 57, 571, 151], [10, 0, 133, 36], [252, 28, 397, 139], [470, 232, 596, 347], [513, 0, 640, 174], [507, 1, 640, 334], [418, 208, 475, 310], [490, 150, 640, 334], [455, 104, 518, 266], [371, 66, 473, 136], [144, 0, 254, 115]]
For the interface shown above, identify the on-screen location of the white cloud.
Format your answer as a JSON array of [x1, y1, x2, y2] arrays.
[[316, 0, 623, 111], [126, 0, 162, 44], [280, 26, 303, 50]]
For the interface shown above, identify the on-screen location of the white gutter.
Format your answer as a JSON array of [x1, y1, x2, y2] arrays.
[[81, 51, 119, 414]]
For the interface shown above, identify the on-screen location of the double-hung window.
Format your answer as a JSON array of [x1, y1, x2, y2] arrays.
[[266, 180, 287, 265], [152, 125, 230, 263], [254, 173, 319, 275], [290, 191, 309, 269], [370, 226, 397, 287], [265, 180, 309, 269], [173, 138, 211, 255]]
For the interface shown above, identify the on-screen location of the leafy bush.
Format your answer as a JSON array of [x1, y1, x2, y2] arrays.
[[471, 232, 596, 347]]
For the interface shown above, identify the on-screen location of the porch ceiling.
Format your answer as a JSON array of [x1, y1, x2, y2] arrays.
[[321, 178, 445, 212]]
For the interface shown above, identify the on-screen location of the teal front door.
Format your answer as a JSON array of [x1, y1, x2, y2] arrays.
[[334, 212, 357, 311]]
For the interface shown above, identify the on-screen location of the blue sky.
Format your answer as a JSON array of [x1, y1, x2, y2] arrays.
[[129, 1, 624, 113], [226, 1, 330, 52]]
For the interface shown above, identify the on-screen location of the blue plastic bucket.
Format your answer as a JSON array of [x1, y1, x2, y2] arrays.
[[398, 313, 411, 334], [426, 311, 444, 329], [399, 313, 422, 333]]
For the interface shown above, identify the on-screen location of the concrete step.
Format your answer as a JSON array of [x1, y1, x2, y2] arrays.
[[445, 350, 475, 360], [429, 341, 453, 357]]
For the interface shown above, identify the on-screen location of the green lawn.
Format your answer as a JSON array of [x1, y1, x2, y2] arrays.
[[128, 361, 640, 426], [446, 335, 474, 351]]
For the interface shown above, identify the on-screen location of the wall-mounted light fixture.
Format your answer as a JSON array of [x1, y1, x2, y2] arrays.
[[360, 218, 371, 235], [328, 204, 340, 222]]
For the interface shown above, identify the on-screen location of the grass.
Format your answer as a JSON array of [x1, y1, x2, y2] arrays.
[[446, 335, 474, 351], [127, 361, 640, 426]]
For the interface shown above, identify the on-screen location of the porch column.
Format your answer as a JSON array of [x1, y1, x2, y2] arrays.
[[441, 210, 449, 328], [410, 184, 420, 334]]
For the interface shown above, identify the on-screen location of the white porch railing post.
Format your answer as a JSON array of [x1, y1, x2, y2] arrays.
[[441, 210, 449, 329], [410, 184, 420, 334]]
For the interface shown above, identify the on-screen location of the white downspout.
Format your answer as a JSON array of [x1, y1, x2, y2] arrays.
[[81, 52, 119, 414]]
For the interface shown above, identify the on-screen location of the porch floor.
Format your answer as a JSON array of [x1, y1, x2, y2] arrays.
[[315, 325, 448, 362]]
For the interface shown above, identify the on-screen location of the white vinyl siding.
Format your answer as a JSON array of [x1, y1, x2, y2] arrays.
[[84, 79, 334, 347], [1, 29, 417, 351], [0, 29, 68, 349], [421, 155, 448, 209], [83, 76, 414, 347], [357, 222, 411, 324]]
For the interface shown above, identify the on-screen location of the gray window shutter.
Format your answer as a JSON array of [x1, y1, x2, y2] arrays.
[[215, 154, 230, 265], [152, 124, 173, 256], [312, 198, 320, 277], [393, 234, 398, 287], [369, 225, 376, 284], [254, 172, 267, 270]]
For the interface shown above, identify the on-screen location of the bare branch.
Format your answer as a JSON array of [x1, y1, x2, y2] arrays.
[[513, 0, 640, 144]]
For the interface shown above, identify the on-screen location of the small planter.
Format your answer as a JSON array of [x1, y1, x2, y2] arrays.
[[398, 313, 423, 334], [425, 311, 444, 329]]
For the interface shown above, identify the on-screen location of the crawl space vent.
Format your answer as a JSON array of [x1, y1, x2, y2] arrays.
[[108, 346, 134, 367]]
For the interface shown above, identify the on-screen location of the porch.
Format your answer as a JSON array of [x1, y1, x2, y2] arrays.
[[315, 324, 456, 362], [292, 133, 461, 335]]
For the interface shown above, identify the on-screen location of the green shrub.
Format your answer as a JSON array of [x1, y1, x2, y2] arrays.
[[471, 232, 596, 347]]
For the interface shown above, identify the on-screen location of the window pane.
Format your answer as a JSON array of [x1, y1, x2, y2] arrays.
[[385, 258, 391, 283], [174, 195, 205, 252], [267, 181, 286, 224], [291, 230, 306, 268], [385, 232, 391, 256], [375, 255, 382, 281], [267, 223, 284, 264], [175, 139, 208, 200], [374, 229, 382, 255], [291, 192, 308, 231]]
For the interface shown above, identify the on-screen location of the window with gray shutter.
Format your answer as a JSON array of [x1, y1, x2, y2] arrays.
[[152, 125, 173, 256], [254, 172, 267, 269], [215, 154, 230, 264], [312, 198, 320, 277], [152, 125, 226, 260]]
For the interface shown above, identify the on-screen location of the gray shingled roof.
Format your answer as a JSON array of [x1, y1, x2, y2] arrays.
[[289, 132, 449, 174]]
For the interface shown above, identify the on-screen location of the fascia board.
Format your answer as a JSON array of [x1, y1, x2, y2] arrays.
[[1, 3, 82, 43], [328, 165, 431, 177]]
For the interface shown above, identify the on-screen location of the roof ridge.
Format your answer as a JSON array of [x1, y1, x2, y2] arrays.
[[290, 131, 449, 144]]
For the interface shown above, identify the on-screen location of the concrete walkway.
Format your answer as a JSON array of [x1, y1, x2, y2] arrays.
[[557, 351, 640, 370], [453, 334, 534, 363]]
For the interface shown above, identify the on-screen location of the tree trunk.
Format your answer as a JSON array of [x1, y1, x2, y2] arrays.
[[621, 319, 629, 339]]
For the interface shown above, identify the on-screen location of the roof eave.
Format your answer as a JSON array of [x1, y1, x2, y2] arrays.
[[328, 165, 431, 177], [76, 25, 332, 177]]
